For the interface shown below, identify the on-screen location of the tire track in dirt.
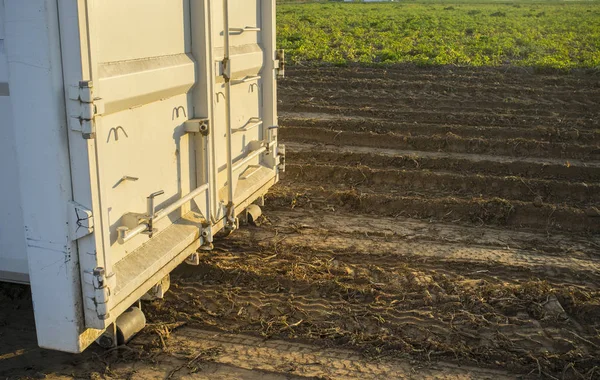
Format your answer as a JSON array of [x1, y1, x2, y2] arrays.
[[159, 328, 516, 379]]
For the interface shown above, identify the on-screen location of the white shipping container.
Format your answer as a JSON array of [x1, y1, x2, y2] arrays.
[[0, 0, 283, 353]]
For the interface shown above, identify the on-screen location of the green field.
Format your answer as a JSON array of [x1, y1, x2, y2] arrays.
[[277, 1, 600, 69]]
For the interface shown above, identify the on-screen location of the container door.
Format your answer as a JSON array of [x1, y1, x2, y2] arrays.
[[58, 0, 280, 338], [62, 0, 207, 332], [210, 0, 279, 230]]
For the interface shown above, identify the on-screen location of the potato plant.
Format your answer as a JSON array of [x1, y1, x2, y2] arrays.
[[277, 1, 600, 69]]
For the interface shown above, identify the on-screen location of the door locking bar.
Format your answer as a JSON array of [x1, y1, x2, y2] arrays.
[[231, 117, 262, 134], [228, 26, 261, 35], [223, 0, 236, 222], [231, 140, 277, 174], [117, 184, 210, 244], [231, 75, 261, 86], [145, 190, 164, 237]]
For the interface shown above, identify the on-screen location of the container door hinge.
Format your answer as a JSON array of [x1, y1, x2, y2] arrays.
[[83, 267, 116, 320], [69, 201, 94, 240], [275, 49, 285, 78], [68, 81, 104, 139], [278, 144, 286, 172], [216, 58, 231, 81], [184, 118, 210, 136]]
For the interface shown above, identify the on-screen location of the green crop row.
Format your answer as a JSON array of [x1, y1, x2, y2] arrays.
[[277, 1, 600, 69]]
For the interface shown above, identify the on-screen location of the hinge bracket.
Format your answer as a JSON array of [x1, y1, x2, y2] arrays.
[[275, 49, 285, 78], [69, 201, 94, 240], [222, 58, 231, 81], [278, 144, 286, 173], [184, 118, 210, 136], [83, 267, 115, 320], [68, 81, 104, 139]]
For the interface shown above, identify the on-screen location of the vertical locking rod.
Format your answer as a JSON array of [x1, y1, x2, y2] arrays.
[[146, 190, 164, 237]]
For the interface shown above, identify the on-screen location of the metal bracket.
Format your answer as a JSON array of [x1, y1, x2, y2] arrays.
[[83, 267, 116, 320], [141, 274, 170, 300], [184, 118, 210, 136], [200, 224, 214, 249], [185, 252, 201, 266], [278, 144, 286, 173], [275, 49, 285, 78], [222, 58, 231, 81], [68, 81, 104, 139], [268, 125, 279, 143], [68, 201, 94, 240], [247, 139, 268, 152], [187, 224, 214, 264], [224, 202, 238, 232]]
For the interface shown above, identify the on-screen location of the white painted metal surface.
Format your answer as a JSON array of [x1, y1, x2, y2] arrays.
[[0, 0, 28, 285], [0, 0, 281, 353]]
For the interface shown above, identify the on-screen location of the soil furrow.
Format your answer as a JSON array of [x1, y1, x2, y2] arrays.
[[266, 182, 600, 232], [279, 88, 600, 117], [281, 126, 600, 160], [284, 142, 600, 182], [259, 210, 600, 257], [280, 103, 599, 130], [284, 163, 600, 206], [280, 115, 600, 143], [215, 216, 600, 287], [142, 65, 600, 380], [284, 66, 600, 89], [280, 77, 600, 103]]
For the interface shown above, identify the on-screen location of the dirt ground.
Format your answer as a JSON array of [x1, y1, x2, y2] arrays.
[[1, 65, 599, 379]]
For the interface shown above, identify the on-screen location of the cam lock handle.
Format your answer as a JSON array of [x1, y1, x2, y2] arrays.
[[146, 190, 164, 237]]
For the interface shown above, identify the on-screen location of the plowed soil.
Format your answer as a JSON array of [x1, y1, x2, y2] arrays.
[[1, 65, 599, 379], [145, 66, 600, 378]]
